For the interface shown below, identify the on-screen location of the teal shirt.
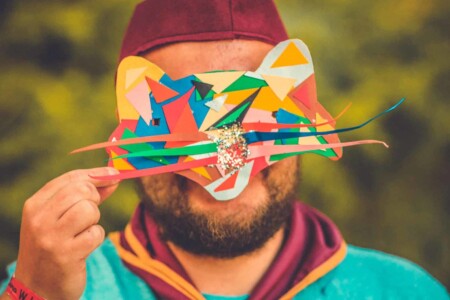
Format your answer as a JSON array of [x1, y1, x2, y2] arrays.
[[1, 238, 448, 299]]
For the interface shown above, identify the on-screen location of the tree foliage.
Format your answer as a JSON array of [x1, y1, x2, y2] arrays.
[[0, 0, 448, 286]]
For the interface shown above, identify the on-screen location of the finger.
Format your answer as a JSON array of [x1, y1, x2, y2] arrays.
[[97, 183, 119, 204], [71, 224, 105, 259], [58, 200, 101, 237], [31, 168, 120, 203], [43, 181, 101, 220]]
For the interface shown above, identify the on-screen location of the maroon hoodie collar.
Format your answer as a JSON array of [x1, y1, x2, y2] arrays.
[[113, 201, 346, 299]]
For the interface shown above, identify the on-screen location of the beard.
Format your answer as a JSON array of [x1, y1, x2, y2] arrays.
[[136, 157, 300, 258]]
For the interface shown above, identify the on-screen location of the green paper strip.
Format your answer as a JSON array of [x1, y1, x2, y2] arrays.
[[113, 143, 218, 159]]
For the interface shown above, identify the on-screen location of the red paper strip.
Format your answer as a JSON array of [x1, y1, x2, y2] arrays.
[[71, 132, 208, 154], [91, 156, 217, 180]]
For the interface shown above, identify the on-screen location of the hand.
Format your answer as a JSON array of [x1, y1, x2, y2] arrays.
[[13, 167, 120, 300]]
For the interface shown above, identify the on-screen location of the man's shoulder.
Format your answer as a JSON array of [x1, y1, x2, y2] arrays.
[[302, 244, 448, 299], [82, 237, 157, 299]]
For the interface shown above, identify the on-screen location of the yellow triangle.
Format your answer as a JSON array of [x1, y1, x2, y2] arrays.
[[125, 67, 148, 89], [271, 42, 308, 68], [195, 71, 245, 93], [184, 156, 212, 180], [111, 150, 135, 170], [262, 74, 296, 101], [315, 112, 334, 131]]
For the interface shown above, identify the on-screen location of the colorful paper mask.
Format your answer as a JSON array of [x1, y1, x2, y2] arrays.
[[74, 39, 403, 201]]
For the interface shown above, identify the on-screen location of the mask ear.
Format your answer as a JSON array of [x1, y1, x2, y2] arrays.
[[256, 39, 314, 88], [116, 56, 166, 124]]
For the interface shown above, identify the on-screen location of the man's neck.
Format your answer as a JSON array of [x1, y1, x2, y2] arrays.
[[167, 228, 285, 296]]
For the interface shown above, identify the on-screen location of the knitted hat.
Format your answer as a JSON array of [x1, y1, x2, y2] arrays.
[[119, 0, 288, 60]]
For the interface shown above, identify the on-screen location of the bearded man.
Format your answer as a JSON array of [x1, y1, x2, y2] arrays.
[[0, 1, 447, 299]]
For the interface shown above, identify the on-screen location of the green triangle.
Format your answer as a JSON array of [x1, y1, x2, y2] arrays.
[[214, 101, 251, 128], [222, 75, 267, 92]]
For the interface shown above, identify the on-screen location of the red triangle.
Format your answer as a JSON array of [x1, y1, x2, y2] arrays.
[[162, 88, 194, 132], [165, 102, 198, 148], [146, 77, 179, 103], [214, 172, 239, 192], [290, 74, 317, 110], [289, 74, 317, 120]]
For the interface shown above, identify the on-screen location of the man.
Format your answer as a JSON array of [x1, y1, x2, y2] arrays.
[[0, 1, 448, 299]]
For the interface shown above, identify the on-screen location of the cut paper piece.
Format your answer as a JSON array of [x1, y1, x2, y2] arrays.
[[199, 104, 229, 131], [125, 80, 152, 124], [242, 102, 351, 131], [248, 140, 388, 160], [205, 94, 227, 112], [71, 132, 207, 154], [195, 71, 245, 93], [93, 156, 218, 181], [204, 161, 254, 201], [271, 42, 308, 68], [209, 89, 260, 129], [184, 156, 212, 180], [214, 172, 238, 192], [146, 77, 179, 103], [262, 74, 297, 100], [162, 88, 194, 132], [125, 67, 147, 89], [290, 74, 317, 111], [75, 38, 404, 201], [191, 80, 213, 99], [110, 150, 135, 171]]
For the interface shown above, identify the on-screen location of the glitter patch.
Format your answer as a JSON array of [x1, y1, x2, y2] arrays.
[[210, 123, 250, 174]]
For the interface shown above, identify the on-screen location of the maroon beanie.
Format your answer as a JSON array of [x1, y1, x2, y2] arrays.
[[119, 0, 288, 61]]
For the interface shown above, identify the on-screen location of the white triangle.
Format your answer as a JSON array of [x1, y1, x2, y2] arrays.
[[205, 94, 228, 112]]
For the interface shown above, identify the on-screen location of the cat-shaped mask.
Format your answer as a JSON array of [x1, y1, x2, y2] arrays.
[[74, 39, 398, 201]]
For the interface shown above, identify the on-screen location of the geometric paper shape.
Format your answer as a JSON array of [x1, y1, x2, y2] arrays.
[[209, 88, 260, 129], [125, 67, 147, 89], [195, 71, 245, 93], [146, 77, 179, 103], [184, 156, 212, 180], [205, 94, 228, 112], [125, 80, 152, 125], [111, 150, 135, 170], [191, 80, 214, 99], [262, 74, 297, 101], [290, 74, 317, 110], [162, 88, 194, 132], [214, 172, 238, 192], [271, 42, 308, 68]]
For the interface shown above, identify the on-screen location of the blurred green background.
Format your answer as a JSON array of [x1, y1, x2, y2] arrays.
[[0, 0, 448, 287]]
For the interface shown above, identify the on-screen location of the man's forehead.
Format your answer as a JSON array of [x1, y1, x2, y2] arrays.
[[142, 40, 274, 80]]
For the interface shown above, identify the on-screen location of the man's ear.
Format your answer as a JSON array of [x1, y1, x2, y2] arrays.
[[256, 39, 314, 88], [116, 56, 166, 124]]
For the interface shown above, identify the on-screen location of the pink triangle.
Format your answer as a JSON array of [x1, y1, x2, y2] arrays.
[[125, 80, 152, 124]]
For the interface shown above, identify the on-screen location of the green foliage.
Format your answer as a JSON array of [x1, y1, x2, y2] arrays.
[[0, 0, 448, 287]]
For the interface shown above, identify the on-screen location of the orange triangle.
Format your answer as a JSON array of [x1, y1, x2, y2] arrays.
[[214, 172, 239, 192], [271, 42, 308, 68], [110, 150, 135, 171], [146, 77, 179, 103]]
